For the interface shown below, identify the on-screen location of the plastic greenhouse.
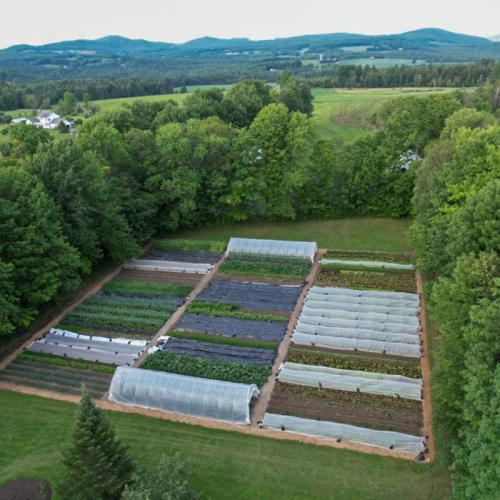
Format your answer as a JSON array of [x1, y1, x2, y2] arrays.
[[108, 366, 260, 424], [262, 413, 426, 456], [227, 237, 318, 262]]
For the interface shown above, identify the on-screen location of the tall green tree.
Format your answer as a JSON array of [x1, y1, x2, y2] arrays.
[[0, 167, 81, 333], [59, 390, 134, 500]]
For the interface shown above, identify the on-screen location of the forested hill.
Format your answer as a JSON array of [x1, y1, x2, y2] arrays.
[[1, 28, 499, 82]]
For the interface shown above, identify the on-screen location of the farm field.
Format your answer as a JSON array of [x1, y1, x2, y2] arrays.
[[0, 390, 450, 499], [173, 217, 412, 252], [311, 87, 456, 143]]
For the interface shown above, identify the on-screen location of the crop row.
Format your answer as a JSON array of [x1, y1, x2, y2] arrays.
[[220, 254, 311, 280], [0, 359, 112, 398], [103, 279, 193, 297], [321, 263, 413, 275], [18, 352, 116, 374], [287, 347, 421, 378], [316, 268, 417, 293], [64, 310, 165, 329], [59, 319, 157, 336], [75, 303, 175, 321], [324, 250, 413, 263], [169, 330, 277, 350], [85, 294, 182, 310], [142, 351, 270, 386], [187, 301, 288, 322], [155, 239, 226, 253]]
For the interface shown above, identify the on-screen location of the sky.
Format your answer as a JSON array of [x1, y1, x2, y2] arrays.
[[2, 0, 499, 48]]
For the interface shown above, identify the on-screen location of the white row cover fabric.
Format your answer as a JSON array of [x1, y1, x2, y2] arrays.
[[124, 259, 212, 275], [293, 332, 421, 358], [27, 329, 146, 365], [227, 237, 317, 262], [321, 259, 415, 270], [278, 362, 422, 400], [295, 322, 419, 345], [300, 310, 419, 335], [302, 304, 419, 327], [108, 366, 260, 424], [310, 286, 419, 303], [307, 291, 418, 310], [262, 413, 426, 456]]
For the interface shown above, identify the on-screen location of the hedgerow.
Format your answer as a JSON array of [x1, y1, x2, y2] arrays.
[[142, 351, 270, 386]]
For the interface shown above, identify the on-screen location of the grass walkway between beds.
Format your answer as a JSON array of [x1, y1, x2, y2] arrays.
[[0, 390, 450, 499]]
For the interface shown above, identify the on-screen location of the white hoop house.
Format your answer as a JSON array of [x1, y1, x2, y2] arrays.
[[227, 237, 318, 262], [108, 366, 260, 424]]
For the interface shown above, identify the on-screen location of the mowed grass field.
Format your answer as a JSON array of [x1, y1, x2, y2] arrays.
[[312, 87, 456, 143], [0, 391, 450, 499], [173, 217, 412, 253]]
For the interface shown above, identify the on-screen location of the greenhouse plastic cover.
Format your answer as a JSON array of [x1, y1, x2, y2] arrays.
[[27, 328, 147, 365], [124, 259, 212, 275], [321, 259, 415, 270], [227, 237, 317, 262], [109, 366, 259, 424], [262, 413, 426, 456], [278, 362, 422, 400]]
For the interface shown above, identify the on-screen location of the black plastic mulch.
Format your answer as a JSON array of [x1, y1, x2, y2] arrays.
[[197, 279, 303, 312], [158, 337, 276, 367], [142, 249, 222, 264], [177, 313, 287, 343]]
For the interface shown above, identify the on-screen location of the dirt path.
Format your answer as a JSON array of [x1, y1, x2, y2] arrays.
[[417, 272, 435, 462], [251, 250, 324, 424], [0, 380, 417, 461]]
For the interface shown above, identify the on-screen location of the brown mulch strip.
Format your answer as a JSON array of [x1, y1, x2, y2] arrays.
[[268, 382, 423, 435], [0, 478, 51, 500]]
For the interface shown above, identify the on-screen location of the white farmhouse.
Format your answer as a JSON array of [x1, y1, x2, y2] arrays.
[[37, 110, 61, 129]]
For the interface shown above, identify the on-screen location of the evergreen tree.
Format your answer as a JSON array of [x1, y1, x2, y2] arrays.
[[59, 390, 134, 500]]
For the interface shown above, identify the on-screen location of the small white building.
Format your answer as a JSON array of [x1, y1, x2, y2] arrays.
[[10, 117, 27, 125]]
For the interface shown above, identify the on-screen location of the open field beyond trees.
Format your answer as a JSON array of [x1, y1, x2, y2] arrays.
[[173, 217, 412, 253]]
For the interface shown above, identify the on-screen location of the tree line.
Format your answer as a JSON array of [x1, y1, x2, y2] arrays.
[[0, 76, 473, 337], [308, 59, 500, 89], [410, 83, 499, 497]]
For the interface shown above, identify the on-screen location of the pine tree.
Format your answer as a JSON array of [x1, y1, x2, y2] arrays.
[[59, 389, 134, 500]]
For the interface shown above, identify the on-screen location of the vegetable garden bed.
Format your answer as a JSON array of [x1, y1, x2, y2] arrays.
[[142, 351, 270, 386], [156, 337, 276, 367], [323, 250, 413, 263], [196, 279, 302, 313], [115, 269, 202, 286], [287, 347, 421, 378], [315, 267, 417, 293], [143, 248, 222, 264], [186, 301, 289, 322], [219, 254, 311, 281], [0, 359, 112, 399], [267, 382, 423, 435], [177, 313, 287, 343]]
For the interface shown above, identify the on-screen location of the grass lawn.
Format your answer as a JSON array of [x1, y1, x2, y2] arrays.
[[0, 390, 450, 499], [172, 217, 412, 253], [89, 92, 187, 112]]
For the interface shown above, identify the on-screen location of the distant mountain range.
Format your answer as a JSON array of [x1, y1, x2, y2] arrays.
[[0, 28, 498, 83]]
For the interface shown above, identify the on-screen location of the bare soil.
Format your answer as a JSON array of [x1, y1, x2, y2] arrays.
[[0, 478, 51, 500], [268, 382, 423, 435], [115, 269, 202, 286]]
